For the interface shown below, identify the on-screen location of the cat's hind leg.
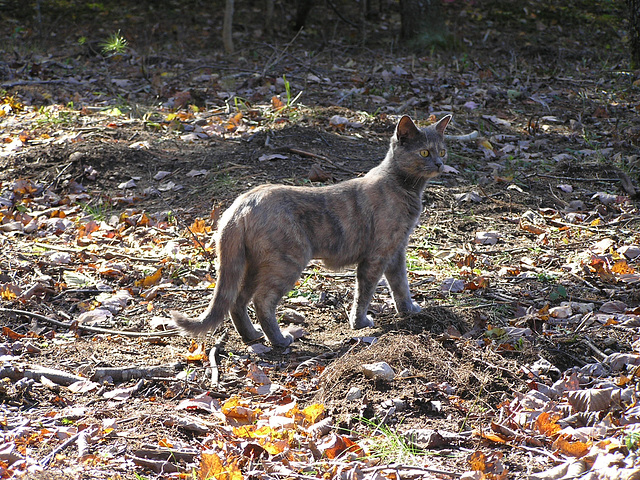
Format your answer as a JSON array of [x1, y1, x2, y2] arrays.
[[253, 256, 307, 347], [349, 258, 388, 329], [384, 247, 421, 314], [230, 271, 264, 344]]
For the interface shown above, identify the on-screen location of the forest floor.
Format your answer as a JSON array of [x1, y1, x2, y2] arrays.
[[1, 0, 640, 478]]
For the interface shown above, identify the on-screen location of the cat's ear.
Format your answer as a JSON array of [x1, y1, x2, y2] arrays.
[[435, 114, 452, 136], [396, 115, 420, 144]]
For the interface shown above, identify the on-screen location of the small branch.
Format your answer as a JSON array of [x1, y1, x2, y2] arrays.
[[0, 308, 179, 338], [32, 241, 163, 263], [40, 425, 98, 467], [446, 130, 479, 142], [0, 364, 85, 386], [92, 364, 183, 382], [286, 147, 360, 175]]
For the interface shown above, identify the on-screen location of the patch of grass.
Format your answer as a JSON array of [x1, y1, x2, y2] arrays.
[[36, 105, 77, 126], [625, 431, 640, 453], [101, 30, 128, 56], [78, 200, 111, 222], [358, 418, 424, 466]]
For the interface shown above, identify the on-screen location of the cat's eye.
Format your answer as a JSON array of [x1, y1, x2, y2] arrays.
[[419, 150, 430, 157], [439, 149, 446, 157]]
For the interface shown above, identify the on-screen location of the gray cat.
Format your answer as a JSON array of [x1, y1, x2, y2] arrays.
[[172, 114, 452, 346]]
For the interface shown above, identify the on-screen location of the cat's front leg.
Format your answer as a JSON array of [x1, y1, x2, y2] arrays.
[[385, 247, 421, 315], [349, 259, 387, 329]]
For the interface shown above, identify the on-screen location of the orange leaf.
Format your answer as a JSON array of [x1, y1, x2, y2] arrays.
[[158, 438, 173, 448], [185, 343, 208, 362], [535, 412, 561, 437], [3, 326, 26, 339], [13, 179, 38, 196], [271, 96, 285, 109], [199, 452, 223, 480], [519, 219, 546, 235], [190, 218, 209, 235], [222, 397, 260, 424], [612, 260, 635, 274], [467, 450, 487, 471], [476, 430, 507, 444], [319, 434, 363, 459], [199, 454, 243, 480], [554, 435, 590, 457], [134, 267, 163, 288]]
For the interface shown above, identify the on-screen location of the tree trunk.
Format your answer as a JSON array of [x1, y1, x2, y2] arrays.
[[399, 0, 447, 47], [629, 0, 640, 68], [223, 0, 234, 54]]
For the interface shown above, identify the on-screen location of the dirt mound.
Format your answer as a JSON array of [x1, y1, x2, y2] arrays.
[[314, 328, 521, 430]]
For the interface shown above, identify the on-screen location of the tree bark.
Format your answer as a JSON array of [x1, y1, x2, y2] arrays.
[[223, 0, 234, 54], [399, 0, 447, 47], [629, 0, 640, 68]]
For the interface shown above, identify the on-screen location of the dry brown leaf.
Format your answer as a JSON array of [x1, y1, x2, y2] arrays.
[[566, 387, 621, 412]]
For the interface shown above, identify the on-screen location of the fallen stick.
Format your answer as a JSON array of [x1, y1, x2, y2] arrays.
[[0, 307, 179, 338], [92, 364, 183, 382], [0, 365, 85, 386], [446, 130, 479, 142], [40, 425, 98, 467]]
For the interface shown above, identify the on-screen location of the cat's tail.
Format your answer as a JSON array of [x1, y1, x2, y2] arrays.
[[170, 217, 246, 336]]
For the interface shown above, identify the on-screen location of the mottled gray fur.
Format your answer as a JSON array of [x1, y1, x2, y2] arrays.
[[171, 115, 452, 346]]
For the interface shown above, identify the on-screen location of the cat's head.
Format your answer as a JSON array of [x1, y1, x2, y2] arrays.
[[391, 115, 452, 180]]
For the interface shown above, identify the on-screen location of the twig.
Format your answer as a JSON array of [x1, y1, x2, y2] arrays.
[[40, 425, 98, 467], [32, 241, 163, 263], [92, 364, 182, 382], [362, 464, 462, 479], [286, 147, 360, 175], [473, 357, 522, 380], [446, 131, 479, 142], [1, 79, 74, 88], [0, 364, 85, 386], [44, 162, 73, 191], [568, 271, 601, 292], [581, 337, 607, 361], [261, 28, 304, 77], [0, 308, 179, 338], [524, 173, 619, 182], [209, 330, 229, 386]]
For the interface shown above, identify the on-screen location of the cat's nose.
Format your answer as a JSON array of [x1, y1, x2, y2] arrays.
[[435, 158, 444, 171]]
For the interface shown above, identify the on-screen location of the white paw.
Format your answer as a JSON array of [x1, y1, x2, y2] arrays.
[[408, 301, 422, 313], [350, 314, 375, 330]]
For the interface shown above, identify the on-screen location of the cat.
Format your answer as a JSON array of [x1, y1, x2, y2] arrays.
[[171, 114, 452, 347]]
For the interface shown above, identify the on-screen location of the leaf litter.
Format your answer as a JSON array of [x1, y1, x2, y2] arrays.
[[1, 0, 640, 478]]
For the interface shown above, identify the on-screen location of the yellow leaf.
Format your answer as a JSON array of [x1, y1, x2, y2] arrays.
[[479, 139, 493, 150], [135, 267, 163, 288], [302, 404, 325, 425], [199, 452, 223, 480]]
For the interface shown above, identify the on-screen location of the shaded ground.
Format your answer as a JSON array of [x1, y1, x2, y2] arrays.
[[1, 0, 640, 478]]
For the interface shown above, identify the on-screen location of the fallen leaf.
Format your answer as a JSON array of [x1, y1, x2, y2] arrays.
[[135, 267, 163, 288]]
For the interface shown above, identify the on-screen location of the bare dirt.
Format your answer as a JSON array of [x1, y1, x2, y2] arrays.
[[1, 0, 640, 478]]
